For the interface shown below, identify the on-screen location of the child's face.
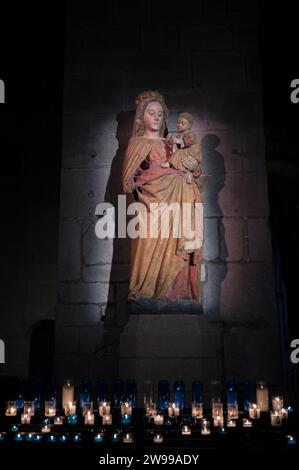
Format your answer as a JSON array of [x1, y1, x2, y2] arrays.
[[177, 118, 191, 133]]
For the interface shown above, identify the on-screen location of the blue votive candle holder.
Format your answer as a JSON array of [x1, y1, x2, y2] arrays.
[[48, 435, 57, 443], [121, 413, 131, 425], [94, 433, 104, 443], [67, 414, 78, 425], [14, 433, 23, 442]]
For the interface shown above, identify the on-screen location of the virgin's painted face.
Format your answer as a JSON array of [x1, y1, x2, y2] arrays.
[[143, 101, 163, 133]]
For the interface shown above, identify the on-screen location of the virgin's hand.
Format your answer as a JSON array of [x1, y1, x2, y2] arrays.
[[181, 155, 198, 171]]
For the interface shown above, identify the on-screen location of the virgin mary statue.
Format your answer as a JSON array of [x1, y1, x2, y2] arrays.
[[122, 91, 203, 306]]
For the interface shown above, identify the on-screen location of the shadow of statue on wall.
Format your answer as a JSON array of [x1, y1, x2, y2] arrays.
[[201, 133, 228, 318], [91, 110, 134, 376]]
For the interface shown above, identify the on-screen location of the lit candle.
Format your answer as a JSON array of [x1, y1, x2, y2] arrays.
[[23, 401, 35, 416], [121, 413, 131, 425], [5, 401, 17, 416], [145, 403, 157, 417], [120, 401, 132, 416], [212, 403, 223, 419], [256, 382, 269, 412], [82, 401, 93, 416], [112, 432, 120, 443], [213, 415, 224, 427], [62, 380, 74, 409], [25, 433, 34, 442], [168, 403, 180, 417], [227, 404, 238, 419], [280, 408, 288, 419], [272, 396, 283, 412], [102, 414, 112, 425], [248, 403, 261, 419], [153, 433, 163, 443], [41, 425, 51, 433], [44, 400, 56, 417], [21, 414, 31, 424], [181, 425, 191, 435], [14, 433, 23, 442], [54, 416, 64, 425], [94, 433, 104, 443], [84, 411, 95, 425], [65, 401, 76, 415], [286, 434, 296, 445], [123, 433, 133, 443], [242, 419, 252, 427], [48, 435, 56, 443], [191, 403, 203, 419], [154, 414, 164, 425], [227, 419, 236, 427], [270, 411, 282, 427], [201, 419, 211, 435], [99, 401, 111, 417]]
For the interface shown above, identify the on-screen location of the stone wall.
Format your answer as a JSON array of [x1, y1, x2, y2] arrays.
[[55, 0, 282, 396]]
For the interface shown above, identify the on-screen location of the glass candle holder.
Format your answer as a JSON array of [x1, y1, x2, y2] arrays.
[[24, 401, 35, 416], [248, 403, 261, 419], [123, 432, 133, 443], [272, 395, 283, 412], [145, 402, 157, 417], [154, 414, 164, 426], [99, 401, 111, 417], [65, 401, 76, 416], [227, 419, 236, 427], [120, 401, 133, 416], [168, 402, 180, 417], [41, 425, 51, 433], [270, 411, 282, 427], [153, 433, 163, 444], [192, 380, 203, 404], [44, 400, 56, 417], [102, 414, 112, 425], [213, 415, 224, 427], [227, 404, 239, 419], [181, 425, 191, 435], [173, 380, 185, 410], [21, 413, 31, 424], [94, 432, 104, 443], [143, 380, 154, 408], [54, 416, 64, 425], [212, 402, 223, 419], [121, 413, 131, 425], [191, 402, 203, 419], [84, 411, 95, 425], [242, 418, 253, 427], [5, 401, 17, 416], [158, 380, 169, 410], [82, 401, 93, 416]]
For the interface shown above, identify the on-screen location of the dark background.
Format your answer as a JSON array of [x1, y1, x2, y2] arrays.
[[0, 0, 298, 344]]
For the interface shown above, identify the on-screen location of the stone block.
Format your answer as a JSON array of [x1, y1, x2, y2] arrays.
[[248, 218, 273, 261], [151, 0, 203, 24], [63, 77, 124, 113], [202, 262, 228, 316], [203, 0, 227, 23], [60, 169, 111, 219], [142, 26, 179, 52], [193, 52, 245, 91], [58, 282, 113, 304], [83, 228, 114, 265], [54, 353, 90, 382], [58, 220, 81, 281], [79, 327, 105, 354], [223, 326, 281, 384], [219, 173, 269, 217], [55, 327, 79, 353], [220, 218, 245, 261], [181, 26, 232, 50], [56, 305, 102, 327], [220, 263, 277, 323], [203, 218, 219, 261]]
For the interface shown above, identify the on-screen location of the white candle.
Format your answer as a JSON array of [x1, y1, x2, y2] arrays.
[[84, 411, 95, 425], [201, 419, 211, 435], [54, 416, 64, 425], [168, 403, 180, 417], [242, 419, 252, 427], [24, 401, 35, 416], [123, 433, 133, 443], [249, 404, 261, 419], [62, 380, 74, 409], [154, 414, 164, 425], [99, 401, 111, 417], [256, 382, 269, 411], [191, 403, 203, 419], [227, 419, 236, 427], [41, 425, 51, 433], [145, 403, 157, 417], [102, 414, 112, 425], [153, 433, 163, 443], [182, 425, 191, 435], [270, 411, 282, 426]]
